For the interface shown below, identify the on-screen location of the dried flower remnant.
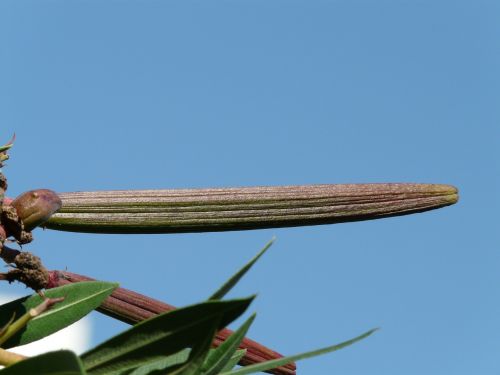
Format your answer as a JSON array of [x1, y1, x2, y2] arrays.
[[0, 136, 14, 248], [0, 251, 50, 291], [0, 139, 61, 293], [0, 134, 15, 167], [0, 206, 52, 291]]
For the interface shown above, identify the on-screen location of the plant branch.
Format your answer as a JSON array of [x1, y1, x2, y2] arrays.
[[0, 297, 64, 346], [0, 348, 26, 367]]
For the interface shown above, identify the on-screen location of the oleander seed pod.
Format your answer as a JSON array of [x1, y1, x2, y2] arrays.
[[11, 189, 62, 231]]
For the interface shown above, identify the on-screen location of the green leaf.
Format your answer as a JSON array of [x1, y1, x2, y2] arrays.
[[210, 239, 274, 300], [201, 314, 256, 375], [127, 347, 248, 375], [220, 350, 246, 372], [219, 328, 378, 375], [124, 326, 216, 375], [126, 326, 216, 375], [0, 135, 14, 153], [165, 322, 218, 375], [0, 350, 86, 375], [0, 282, 118, 348], [127, 349, 191, 375], [0, 145, 12, 153], [81, 297, 254, 375]]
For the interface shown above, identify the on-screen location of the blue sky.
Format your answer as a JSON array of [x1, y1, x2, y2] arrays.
[[0, 1, 499, 374]]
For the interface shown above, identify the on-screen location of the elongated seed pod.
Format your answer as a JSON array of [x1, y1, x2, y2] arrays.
[[45, 183, 458, 234], [11, 189, 62, 231]]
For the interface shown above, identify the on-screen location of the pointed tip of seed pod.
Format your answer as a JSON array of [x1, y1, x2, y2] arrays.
[[446, 187, 459, 205], [432, 184, 459, 206], [375, 183, 458, 218]]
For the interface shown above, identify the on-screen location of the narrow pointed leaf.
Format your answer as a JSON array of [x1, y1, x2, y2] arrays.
[[49, 271, 296, 375], [210, 240, 274, 300], [126, 348, 247, 375], [219, 328, 378, 375], [0, 282, 117, 348], [201, 314, 256, 375], [127, 350, 191, 375], [45, 184, 458, 234], [0, 145, 12, 153], [165, 323, 218, 375], [221, 350, 246, 372], [0, 350, 86, 375], [221, 350, 247, 372], [81, 297, 253, 375], [101, 322, 217, 375], [0, 134, 15, 153]]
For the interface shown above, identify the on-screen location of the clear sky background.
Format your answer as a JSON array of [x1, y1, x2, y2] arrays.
[[0, 1, 499, 374]]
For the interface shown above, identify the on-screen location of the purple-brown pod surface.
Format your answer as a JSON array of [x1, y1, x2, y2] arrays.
[[11, 189, 62, 231]]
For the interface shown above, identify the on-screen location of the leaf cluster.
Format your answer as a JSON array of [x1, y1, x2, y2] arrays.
[[0, 240, 376, 374]]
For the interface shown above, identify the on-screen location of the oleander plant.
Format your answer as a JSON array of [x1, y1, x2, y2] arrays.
[[0, 136, 458, 374]]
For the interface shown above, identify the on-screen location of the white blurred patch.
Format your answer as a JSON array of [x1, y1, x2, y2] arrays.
[[0, 294, 93, 356]]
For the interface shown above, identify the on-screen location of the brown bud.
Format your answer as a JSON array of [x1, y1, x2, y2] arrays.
[[11, 189, 62, 231]]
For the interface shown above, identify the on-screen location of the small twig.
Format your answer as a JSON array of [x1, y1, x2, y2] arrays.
[[0, 295, 63, 367], [0, 297, 64, 346], [0, 245, 21, 264], [0, 248, 50, 291], [0, 348, 26, 367]]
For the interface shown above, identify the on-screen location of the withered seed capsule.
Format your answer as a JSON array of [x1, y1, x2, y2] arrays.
[[11, 189, 62, 231]]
